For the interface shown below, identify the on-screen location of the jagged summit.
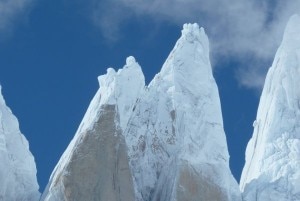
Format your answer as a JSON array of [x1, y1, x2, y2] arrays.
[[42, 23, 241, 201], [123, 23, 241, 201], [181, 23, 208, 44], [42, 57, 144, 201], [97, 56, 141, 88], [98, 56, 145, 129], [152, 23, 211, 89], [125, 55, 137, 66]]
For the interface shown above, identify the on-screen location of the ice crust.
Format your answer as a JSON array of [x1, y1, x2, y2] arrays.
[[0, 86, 40, 201], [240, 14, 300, 201]]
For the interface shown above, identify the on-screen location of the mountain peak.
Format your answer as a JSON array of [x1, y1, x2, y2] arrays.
[[125, 56, 136, 66], [97, 57, 145, 106], [42, 57, 145, 201], [240, 13, 300, 200], [42, 24, 241, 201], [154, 23, 211, 85], [282, 14, 300, 49], [125, 23, 241, 201], [181, 23, 207, 44]]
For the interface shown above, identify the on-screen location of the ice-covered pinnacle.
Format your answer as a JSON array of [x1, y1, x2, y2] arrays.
[[0, 86, 40, 201], [97, 56, 141, 88], [96, 56, 145, 129], [126, 56, 136, 66], [282, 14, 300, 49], [43, 24, 241, 201], [97, 56, 144, 106], [126, 22, 241, 201], [75, 56, 145, 134], [182, 23, 209, 45], [156, 23, 212, 87], [149, 22, 227, 163], [240, 14, 300, 200], [42, 57, 144, 201]]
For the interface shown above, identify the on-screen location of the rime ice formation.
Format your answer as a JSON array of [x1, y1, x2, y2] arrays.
[[42, 23, 241, 201], [41, 58, 145, 201], [240, 14, 300, 201], [0, 86, 40, 201]]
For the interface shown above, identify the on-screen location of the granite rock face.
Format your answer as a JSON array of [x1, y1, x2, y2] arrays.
[[42, 105, 135, 201]]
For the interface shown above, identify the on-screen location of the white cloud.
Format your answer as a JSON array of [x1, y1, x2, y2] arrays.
[[90, 0, 300, 89], [235, 60, 269, 91], [0, 0, 34, 35]]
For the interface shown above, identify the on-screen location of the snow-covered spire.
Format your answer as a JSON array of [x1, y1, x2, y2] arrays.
[[97, 56, 144, 105], [42, 23, 241, 201], [157, 23, 210, 81], [150, 23, 223, 155], [240, 14, 300, 200], [281, 14, 300, 49], [42, 57, 145, 201], [125, 23, 241, 201], [181, 23, 209, 46], [0, 86, 40, 201], [69, 56, 145, 134]]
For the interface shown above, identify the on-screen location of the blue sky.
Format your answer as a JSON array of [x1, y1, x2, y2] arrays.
[[0, 0, 299, 192]]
